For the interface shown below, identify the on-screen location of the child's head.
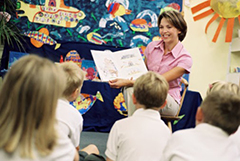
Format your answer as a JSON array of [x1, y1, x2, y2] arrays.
[[133, 71, 169, 109], [206, 80, 240, 96], [199, 90, 240, 135], [59, 61, 85, 101], [0, 55, 65, 157], [158, 10, 187, 41]]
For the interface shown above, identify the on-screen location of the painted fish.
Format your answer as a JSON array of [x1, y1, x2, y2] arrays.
[[87, 32, 107, 45], [129, 18, 152, 32], [24, 28, 61, 49], [107, 2, 131, 18], [72, 91, 104, 115]]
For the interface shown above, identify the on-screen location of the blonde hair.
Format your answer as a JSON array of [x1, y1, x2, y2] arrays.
[[133, 71, 169, 109], [206, 80, 240, 96], [0, 55, 66, 158], [59, 61, 85, 99]]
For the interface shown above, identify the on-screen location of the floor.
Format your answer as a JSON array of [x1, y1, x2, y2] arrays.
[[80, 131, 109, 158]]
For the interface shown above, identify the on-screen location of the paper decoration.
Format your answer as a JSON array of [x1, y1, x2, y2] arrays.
[[81, 60, 99, 80], [24, 28, 61, 49], [15, 0, 183, 47], [113, 92, 127, 116], [8, 51, 29, 69], [17, 0, 85, 28], [65, 50, 82, 68], [71, 91, 104, 115], [191, 0, 240, 43]]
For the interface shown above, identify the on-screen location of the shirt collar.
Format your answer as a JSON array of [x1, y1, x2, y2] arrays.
[[154, 40, 183, 58], [133, 108, 161, 119], [196, 123, 229, 138]]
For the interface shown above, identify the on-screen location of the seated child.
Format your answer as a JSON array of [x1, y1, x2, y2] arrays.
[[105, 71, 171, 161], [206, 80, 240, 152], [57, 61, 105, 161], [161, 90, 240, 161], [0, 55, 79, 161]]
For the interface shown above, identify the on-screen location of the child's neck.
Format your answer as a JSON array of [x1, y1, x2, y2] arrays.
[[135, 103, 160, 111]]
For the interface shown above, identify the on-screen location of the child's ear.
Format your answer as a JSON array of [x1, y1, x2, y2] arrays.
[[196, 107, 203, 125], [160, 100, 167, 109], [132, 94, 137, 105]]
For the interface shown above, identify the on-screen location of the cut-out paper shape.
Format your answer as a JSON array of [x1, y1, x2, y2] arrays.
[[113, 92, 127, 116], [130, 19, 152, 32], [71, 91, 104, 115], [191, 0, 240, 42], [65, 50, 82, 68], [0, 12, 11, 22], [8, 51, 29, 69], [24, 28, 61, 49], [81, 60, 99, 80], [87, 32, 107, 45], [17, 0, 85, 28], [107, 2, 131, 18]]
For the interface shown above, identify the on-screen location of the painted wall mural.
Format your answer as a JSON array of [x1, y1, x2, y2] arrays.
[[15, 0, 183, 48]]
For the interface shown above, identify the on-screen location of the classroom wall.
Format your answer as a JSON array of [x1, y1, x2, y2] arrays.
[[181, 0, 239, 98]]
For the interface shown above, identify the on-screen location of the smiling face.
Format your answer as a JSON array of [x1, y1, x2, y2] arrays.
[[159, 17, 181, 45]]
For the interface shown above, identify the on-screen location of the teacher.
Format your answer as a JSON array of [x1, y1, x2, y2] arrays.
[[109, 10, 192, 116]]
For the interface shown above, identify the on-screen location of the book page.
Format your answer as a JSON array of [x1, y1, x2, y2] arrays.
[[91, 50, 119, 81], [91, 48, 147, 81], [112, 48, 148, 80]]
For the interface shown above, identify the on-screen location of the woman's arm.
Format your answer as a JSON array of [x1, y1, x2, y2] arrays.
[[109, 78, 135, 88], [162, 66, 186, 82]]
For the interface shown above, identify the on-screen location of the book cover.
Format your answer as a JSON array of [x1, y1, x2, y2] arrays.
[[81, 59, 99, 80], [91, 47, 148, 81], [8, 51, 29, 69]]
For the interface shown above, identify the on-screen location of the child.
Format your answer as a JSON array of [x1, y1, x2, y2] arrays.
[[206, 81, 240, 152], [57, 61, 105, 161], [57, 61, 85, 149], [105, 71, 171, 161], [0, 55, 79, 160], [161, 90, 240, 161]]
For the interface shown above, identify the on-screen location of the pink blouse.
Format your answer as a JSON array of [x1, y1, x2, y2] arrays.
[[145, 40, 192, 104]]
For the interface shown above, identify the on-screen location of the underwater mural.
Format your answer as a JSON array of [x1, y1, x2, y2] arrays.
[[14, 0, 183, 48]]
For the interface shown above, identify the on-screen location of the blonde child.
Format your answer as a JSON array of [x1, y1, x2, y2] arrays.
[[105, 71, 171, 161], [57, 61, 105, 161], [0, 55, 79, 161]]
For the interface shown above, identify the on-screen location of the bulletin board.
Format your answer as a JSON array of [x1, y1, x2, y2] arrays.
[[15, 0, 183, 48]]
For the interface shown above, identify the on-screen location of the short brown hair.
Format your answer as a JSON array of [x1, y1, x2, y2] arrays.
[[201, 90, 240, 135], [158, 10, 187, 41], [59, 61, 85, 98], [133, 71, 169, 109]]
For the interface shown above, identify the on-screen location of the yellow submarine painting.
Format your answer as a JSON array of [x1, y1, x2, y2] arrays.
[[17, 0, 85, 28]]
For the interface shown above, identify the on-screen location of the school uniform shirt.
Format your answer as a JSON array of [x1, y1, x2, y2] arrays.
[[161, 123, 240, 161], [56, 98, 83, 147], [0, 128, 76, 161], [145, 40, 192, 104], [229, 126, 240, 151], [105, 108, 171, 161]]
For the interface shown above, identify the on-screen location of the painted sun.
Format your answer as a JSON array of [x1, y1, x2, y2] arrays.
[[191, 0, 240, 42]]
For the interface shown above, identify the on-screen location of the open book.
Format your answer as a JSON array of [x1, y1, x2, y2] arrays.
[[91, 47, 148, 81]]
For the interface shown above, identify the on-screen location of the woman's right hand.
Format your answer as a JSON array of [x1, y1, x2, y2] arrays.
[[109, 78, 134, 88]]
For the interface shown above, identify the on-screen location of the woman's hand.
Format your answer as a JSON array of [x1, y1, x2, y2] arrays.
[[109, 78, 134, 88]]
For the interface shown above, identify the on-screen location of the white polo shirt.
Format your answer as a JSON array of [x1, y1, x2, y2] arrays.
[[229, 126, 240, 151], [56, 99, 83, 147], [0, 128, 76, 161], [105, 108, 171, 161], [161, 123, 240, 161]]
